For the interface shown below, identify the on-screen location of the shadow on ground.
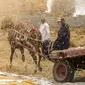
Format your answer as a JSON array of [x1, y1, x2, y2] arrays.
[[73, 77, 85, 82]]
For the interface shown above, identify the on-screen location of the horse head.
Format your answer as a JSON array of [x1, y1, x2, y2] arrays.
[[1, 18, 14, 31]]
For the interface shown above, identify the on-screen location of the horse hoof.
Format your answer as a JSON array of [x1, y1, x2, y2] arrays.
[[34, 70, 37, 74], [39, 67, 42, 72], [9, 65, 12, 68], [10, 66, 11, 68]]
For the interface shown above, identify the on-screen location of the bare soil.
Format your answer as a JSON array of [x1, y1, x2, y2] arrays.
[[0, 28, 85, 84]]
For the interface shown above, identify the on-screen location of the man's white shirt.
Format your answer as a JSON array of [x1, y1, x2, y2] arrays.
[[40, 22, 50, 42]]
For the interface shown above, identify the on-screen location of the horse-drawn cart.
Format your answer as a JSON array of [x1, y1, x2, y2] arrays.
[[2, 23, 85, 82], [49, 47, 85, 82]]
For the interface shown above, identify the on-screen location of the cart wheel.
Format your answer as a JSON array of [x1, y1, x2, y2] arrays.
[[53, 60, 74, 82]]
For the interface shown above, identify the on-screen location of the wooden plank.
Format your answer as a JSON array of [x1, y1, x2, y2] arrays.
[[50, 47, 85, 59]]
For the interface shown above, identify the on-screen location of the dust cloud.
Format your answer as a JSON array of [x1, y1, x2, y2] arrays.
[[0, 0, 46, 25], [0, 0, 22, 23]]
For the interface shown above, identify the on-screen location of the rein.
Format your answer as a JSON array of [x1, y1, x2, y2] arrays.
[[18, 41, 45, 58]]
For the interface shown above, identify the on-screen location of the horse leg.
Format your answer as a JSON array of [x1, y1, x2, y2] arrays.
[[30, 52, 38, 73], [20, 47, 27, 71], [39, 47, 45, 60], [10, 47, 15, 68], [37, 49, 42, 72], [20, 47, 25, 62], [37, 55, 42, 72], [32, 53, 42, 73]]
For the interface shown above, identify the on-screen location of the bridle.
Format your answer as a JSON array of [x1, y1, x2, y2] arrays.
[[25, 27, 37, 35]]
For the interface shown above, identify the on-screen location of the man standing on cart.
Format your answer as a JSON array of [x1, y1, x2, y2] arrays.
[[39, 18, 50, 56], [53, 18, 70, 50]]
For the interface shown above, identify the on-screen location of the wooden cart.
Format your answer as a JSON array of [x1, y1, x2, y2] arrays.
[[49, 47, 85, 82]]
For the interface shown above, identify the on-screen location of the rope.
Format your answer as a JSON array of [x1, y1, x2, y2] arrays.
[[17, 41, 45, 58]]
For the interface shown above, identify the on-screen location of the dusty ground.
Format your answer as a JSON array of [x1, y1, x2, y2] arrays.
[[0, 28, 85, 85], [0, 29, 54, 79]]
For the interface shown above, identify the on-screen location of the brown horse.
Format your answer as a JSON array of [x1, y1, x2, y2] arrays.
[[1, 18, 43, 73]]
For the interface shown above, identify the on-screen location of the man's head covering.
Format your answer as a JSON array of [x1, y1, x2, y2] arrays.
[[61, 17, 65, 22], [57, 17, 65, 22], [41, 18, 46, 23]]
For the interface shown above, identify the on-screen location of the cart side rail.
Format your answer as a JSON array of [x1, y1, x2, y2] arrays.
[[50, 47, 85, 59]]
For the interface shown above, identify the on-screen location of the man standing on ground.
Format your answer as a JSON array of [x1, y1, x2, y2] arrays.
[[39, 18, 50, 56]]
